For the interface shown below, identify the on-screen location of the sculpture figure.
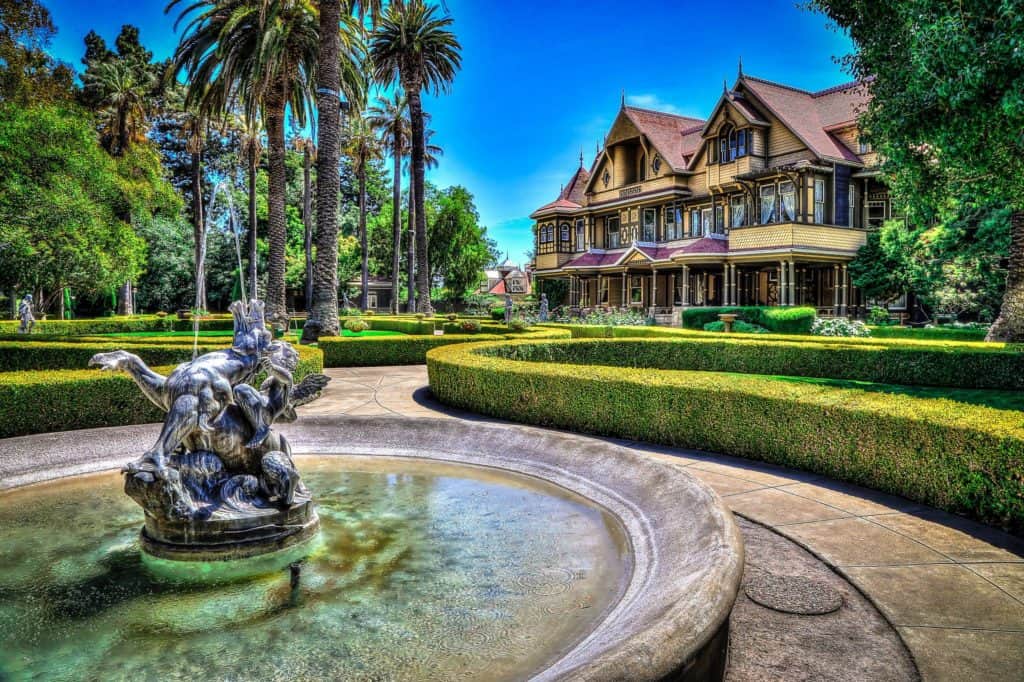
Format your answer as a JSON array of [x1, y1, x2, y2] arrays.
[[539, 293, 549, 322], [17, 294, 34, 333], [89, 300, 329, 559]]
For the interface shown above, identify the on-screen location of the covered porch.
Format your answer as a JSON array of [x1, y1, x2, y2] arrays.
[[551, 257, 861, 320]]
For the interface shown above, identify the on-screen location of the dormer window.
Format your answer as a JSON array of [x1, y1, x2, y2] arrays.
[[717, 124, 750, 164], [602, 169, 611, 187], [652, 155, 662, 173]]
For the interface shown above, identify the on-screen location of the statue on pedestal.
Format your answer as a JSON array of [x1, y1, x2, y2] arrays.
[[539, 293, 549, 322], [17, 294, 34, 334], [89, 300, 329, 560]]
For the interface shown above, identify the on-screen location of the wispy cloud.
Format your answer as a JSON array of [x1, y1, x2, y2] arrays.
[[625, 93, 682, 114]]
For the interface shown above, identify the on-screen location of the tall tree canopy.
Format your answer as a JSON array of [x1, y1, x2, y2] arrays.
[[0, 0, 73, 104], [810, 0, 1024, 340]]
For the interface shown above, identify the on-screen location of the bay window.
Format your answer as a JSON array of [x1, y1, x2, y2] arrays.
[[714, 204, 725, 233], [575, 218, 585, 251], [701, 207, 712, 235], [665, 204, 682, 240], [814, 179, 826, 223], [560, 223, 570, 242], [730, 196, 746, 227], [607, 217, 621, 248], [780, 181, 796, 221], [690, 209, 701, 237], [642, 208, 657, 242], [759, 185, 776, 224]]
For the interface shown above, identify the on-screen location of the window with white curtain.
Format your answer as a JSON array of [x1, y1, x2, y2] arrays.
[[575, 219, 585, 251], [607, 217, 621, 248], [814, 179, 826, 223], [701, 207, 712, 235], [780, 181, 796, 221], [730, 196, 746, 227], [759, 185, 776, 224], [642, 208, 657, 242], [714, 204, 725, 233], [690, 209, 700, 237]]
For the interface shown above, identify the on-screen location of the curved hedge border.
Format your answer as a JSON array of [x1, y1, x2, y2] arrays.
[[681, 306, 816, 333], [427, 340, 1024, 533], [0, 341, 236, 372], [487, 337, 1024, 391], [318, 327, 570, 367], [0, 344, 323, 438]]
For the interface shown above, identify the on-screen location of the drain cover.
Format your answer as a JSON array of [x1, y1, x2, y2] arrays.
[[744, 574, 843, 615]]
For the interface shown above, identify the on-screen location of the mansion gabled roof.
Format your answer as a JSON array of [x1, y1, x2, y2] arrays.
[[622, 106, 706, 172], [561, 238, 729, 270], [530, 164, 591, 217], [739, 75, 867, 163]]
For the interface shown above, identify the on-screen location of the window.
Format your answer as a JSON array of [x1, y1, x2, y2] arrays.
[[689, 209, 700, 237], [814, 179, 826, 223], [858, 138, 872, 154], [730, 196, 746, 227], [867, 201, 888, 228], [665, 204, 682, 240], [508, 277, 525, 293], [714, 204, 725, 233], [737, 129, 748, 157], [642, 208, 657, 242], [759, 185, 776, 224], [598, 277, 609, 304], [630, 276, 643, 304], [780, 181, 796, 221], [848, 186, 856, 228], [708, 142, 718, 164], [560, 223, 570, 242], [716, 126, 749, 164], [701, 207, 712, 235], [575, 219, 585, 252], [607, 217, 621, 248], [639, 153, 647, 182]]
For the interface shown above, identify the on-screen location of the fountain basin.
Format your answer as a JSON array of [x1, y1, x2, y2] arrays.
[[0, 416, 744, 681]]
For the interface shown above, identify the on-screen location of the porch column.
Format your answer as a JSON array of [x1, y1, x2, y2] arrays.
[[833, 264, 840, 315], [621, 272, 627, 308], [681, 266, 690, 306], [731, 264, 738, 306], [779, 261, 788, 306], [840, 264, 849, 316], [651, 268, 657, 310], [722, 263, 730, 305], [788, 261, 797, 308], [669, 272, 676, 306], [596, 274, 602, 307]]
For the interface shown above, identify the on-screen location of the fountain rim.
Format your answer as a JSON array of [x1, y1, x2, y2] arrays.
[[0, 415, 744, 682]]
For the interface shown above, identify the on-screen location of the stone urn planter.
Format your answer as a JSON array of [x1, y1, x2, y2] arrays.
[[718, 312, 738, 333]]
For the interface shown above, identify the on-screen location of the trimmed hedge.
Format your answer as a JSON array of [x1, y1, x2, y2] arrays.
[[868, 325, 989, 342], [484, 337, 1024, 390], [427, 340, 1024, 532], [681, 306, 816, 334], [0, 344, 323, 438], [0, 341, 233, 372], [318, 327, 571, 367], [0, 315, 238, 336]]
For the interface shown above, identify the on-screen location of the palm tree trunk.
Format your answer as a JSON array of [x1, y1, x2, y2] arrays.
[[408, 87, 431, 314], [986, 209, 1024, 341], [303, 142, 313, 312], [407, 183, 415, 312], [359, 166, 369, 311], [248, 144, 258, 302], [391, 141, 402, 314], [264, 77, 289, 327], [191, 149, 206, 312], [309, 0, 342, 336]]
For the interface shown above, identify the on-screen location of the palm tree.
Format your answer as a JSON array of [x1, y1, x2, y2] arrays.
[[236, 114, 263, 302], [292, 135, 315, 311], [84, 59, 155, 156], [308, 0, 365, 337], [368, 91, 408, 313], [168, 0, 320, 327], [344, 112, 381, 310], [370, 0, 462, 314], [403, 126, 442, 312]]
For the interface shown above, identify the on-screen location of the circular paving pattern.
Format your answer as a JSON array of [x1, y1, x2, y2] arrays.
[[744, 573, 843, 615]]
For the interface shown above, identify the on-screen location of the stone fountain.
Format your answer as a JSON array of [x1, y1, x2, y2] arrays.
[[88, 300, 329, 561]]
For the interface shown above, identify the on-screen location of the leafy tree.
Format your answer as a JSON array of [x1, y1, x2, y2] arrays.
[[370, 0, 461, 314], [0, 0, 73, 105], [0, 104, 174, 312], [810, 0, 1024, 340], [428, 186, 497, 303]]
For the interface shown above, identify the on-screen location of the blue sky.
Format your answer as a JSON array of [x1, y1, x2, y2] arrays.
[[45, 0, 854, 264]]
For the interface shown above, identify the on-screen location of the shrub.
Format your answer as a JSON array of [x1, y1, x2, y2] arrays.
[[156, 311, 168, 319], [363, 310, 375, 316], [811, 318, 871, 337], [508, 318, 530, 332], [415, 313, 426, 321], [868, 306, 893, 325], [681, 307, 762, 329], [460, 319, 481, 333], [703, 320, 770, 334], [490, 307, 506, 321], [0, 345, 323, 438], [446, 313, 458, 322], [868, 325, 988, 342], [344, 318, 370, 333], [427, 340, 1024, 532]]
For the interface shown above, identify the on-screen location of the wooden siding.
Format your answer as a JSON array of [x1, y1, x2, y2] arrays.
[[729, 223, 866, 253]]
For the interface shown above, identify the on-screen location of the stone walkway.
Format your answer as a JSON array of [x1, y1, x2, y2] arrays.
[[305, 366, 1024, 682]]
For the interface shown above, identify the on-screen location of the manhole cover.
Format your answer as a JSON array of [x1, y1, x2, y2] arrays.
[[744, 574, 843, 615]]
